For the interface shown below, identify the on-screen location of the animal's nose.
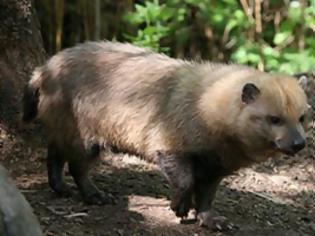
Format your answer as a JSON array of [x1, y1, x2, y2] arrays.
[[291, 138, 305, 152]]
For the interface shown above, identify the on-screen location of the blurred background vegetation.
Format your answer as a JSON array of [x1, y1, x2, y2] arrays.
[[34, 0, 315, 74]]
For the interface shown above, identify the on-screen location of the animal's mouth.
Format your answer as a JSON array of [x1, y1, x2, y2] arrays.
[[269, 141, 297, 156], [279, 149, 297, 156]]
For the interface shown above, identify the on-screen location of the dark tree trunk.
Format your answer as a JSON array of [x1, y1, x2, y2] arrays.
[[0, 0, 45, 127], [0, 2, 44, 234]]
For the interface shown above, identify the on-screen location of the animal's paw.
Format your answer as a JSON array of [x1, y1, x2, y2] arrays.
[[170, 194, 192, 218], [51, 183, 72, 197], [197, 212, 233, 231], [83, 191, 117, 205]]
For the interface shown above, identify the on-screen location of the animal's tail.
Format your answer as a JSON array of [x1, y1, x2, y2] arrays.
[[22, 67, 43, 123]]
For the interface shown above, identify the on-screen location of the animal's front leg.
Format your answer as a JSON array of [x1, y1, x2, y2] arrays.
[[156, 151, 194, 218], [195, 177, 230, 231]]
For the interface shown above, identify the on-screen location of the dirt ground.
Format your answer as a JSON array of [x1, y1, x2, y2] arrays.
[[0, 76, 315, 236]]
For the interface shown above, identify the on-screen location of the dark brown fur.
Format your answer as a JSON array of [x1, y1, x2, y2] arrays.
[[23, 41, 309, 229]]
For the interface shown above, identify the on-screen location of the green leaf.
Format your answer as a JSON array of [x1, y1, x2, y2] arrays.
[[288, 5, 302, 23], [247, 53, 261, 63], [273, 32, 290, 45], [262, 46, 279, 57]]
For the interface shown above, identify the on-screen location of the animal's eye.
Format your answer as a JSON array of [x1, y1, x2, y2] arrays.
[[267, 115, 282, 125], [299, 115, 305, 123]]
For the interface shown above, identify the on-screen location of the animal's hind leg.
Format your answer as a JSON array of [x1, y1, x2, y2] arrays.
[[47, 143, 70, 196], [68, 143, 113, 205], [157, 151, 194, 218]]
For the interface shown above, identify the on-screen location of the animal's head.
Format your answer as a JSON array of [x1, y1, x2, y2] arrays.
[[236, 74, 310, 160]]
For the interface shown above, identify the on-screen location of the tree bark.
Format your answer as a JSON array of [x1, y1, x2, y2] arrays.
[[55, 0, 64, 51], [94, 0, 101, 40], [0, 0, 45, 127]]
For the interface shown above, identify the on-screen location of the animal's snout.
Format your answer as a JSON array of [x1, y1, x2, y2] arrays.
[[291, 137, 305, 153], [274, 135, 306, 155]]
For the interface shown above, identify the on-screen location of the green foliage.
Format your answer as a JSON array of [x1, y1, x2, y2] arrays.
[[124, 0, 172, 52], [124, 0, 315, 74], [35, 0, 314, 74]]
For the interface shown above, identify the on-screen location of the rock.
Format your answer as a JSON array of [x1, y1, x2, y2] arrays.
[[0, 165, 42, 236]]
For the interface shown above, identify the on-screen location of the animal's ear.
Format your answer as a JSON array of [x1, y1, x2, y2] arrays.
[[294, 74, 308, 91], [242, 83, 260, 104]]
